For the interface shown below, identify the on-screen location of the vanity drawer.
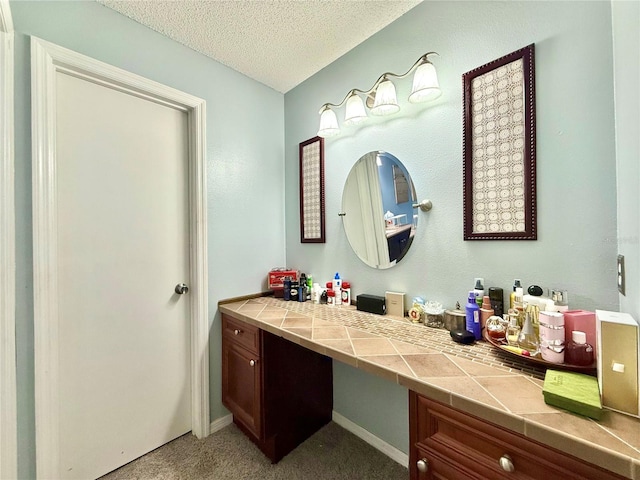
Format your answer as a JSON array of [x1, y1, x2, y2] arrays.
[[410, 393, 626, 480], [222, 315, 260, 354]]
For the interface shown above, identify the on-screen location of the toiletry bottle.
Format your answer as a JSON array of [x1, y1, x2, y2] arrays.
[[334, 273, 342, 305], [290, 281, 299, 301], [283, 277, 291, 301], [327, 289, 335, 307], [341, 281, 351, 306], [513, 287, 525, 328], [509, 279, 522, 309], [479, 295, 494, 333], [474, 278, 485, 307], [320, 288, 328, 304], [506, 312, 521, 346], [306, 275, 313, 301], [517, 310, 539, 356], [488, 287, 504, 318], [465, 291, 481, 340], [298, 274, 306, 302], [565, 331, 594, 366]]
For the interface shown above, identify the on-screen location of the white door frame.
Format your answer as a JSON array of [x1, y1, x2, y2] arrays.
[[31, 37, 210, 479], [0, 1, 16, 479]]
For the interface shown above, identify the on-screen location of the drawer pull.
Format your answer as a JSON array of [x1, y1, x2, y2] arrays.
[[416, 458, 428, 473], [499, 454, 515, 472], [234, 329, 242, 335], [249, 359, 256, 367]]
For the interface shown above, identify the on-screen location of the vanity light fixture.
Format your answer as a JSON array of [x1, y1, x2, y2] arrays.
[[317, 52, 441, 138]]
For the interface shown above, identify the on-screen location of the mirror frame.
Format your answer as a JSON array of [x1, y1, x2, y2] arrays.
[[463, 44, 537, 240], [341, 151, 417, 269]]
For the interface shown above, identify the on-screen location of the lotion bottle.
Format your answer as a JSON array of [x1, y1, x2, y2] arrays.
[[465, 291, 481, 340], [334, 273, 342, 305], [479, 296, 494, 334]]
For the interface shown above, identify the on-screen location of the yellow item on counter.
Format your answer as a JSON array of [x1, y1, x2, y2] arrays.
[[502, 345, 531, 357]]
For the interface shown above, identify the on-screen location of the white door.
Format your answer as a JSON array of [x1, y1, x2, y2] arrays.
[[54, 71, 191, 480]]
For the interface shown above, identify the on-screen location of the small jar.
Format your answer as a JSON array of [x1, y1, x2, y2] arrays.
[[327, 289, 335, 307], [424, 301, 445, 328], [565, 331, 594, 366]]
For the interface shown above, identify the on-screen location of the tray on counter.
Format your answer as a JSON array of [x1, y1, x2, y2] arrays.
[[482, 330, 597, 375]]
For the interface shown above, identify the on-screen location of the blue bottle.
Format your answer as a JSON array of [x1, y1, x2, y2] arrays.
[[283, 277, 291, 301], [465, 291, 481, 340]]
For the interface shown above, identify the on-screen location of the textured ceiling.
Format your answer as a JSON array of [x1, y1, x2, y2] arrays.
[[97, 0, 422, 93]]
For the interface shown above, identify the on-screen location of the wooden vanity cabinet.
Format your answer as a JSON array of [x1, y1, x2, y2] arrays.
[[409, 391, 626, 480], [221, 314, 333, 463]]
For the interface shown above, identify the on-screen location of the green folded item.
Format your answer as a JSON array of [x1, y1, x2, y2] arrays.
[[542, 369, 603, 420]]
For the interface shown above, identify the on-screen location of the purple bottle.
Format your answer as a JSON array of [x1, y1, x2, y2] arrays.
[[465, 291, 481, 340]]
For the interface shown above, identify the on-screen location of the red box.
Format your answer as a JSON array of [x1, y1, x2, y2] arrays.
[[268, 269, 299, 297]]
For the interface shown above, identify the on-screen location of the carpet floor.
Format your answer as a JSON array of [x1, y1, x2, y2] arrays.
[[99, 421, 409, 480]]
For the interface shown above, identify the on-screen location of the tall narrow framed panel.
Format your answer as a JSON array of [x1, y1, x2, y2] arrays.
[[299, 136, 326, 243], [463, 44, 536, 240]]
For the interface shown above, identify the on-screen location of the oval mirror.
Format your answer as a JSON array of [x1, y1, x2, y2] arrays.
[[342, 151, 417, 269]]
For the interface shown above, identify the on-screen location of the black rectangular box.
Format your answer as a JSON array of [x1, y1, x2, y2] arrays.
[[356, 294, 386, 315]]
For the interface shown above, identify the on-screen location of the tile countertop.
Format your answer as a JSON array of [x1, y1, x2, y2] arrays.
[[219, 297, 640, 479]]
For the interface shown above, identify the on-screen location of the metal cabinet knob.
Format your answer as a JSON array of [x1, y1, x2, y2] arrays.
[[174, 283, 189, 295], [234, 329, 241, 335], [249, 360, 255, 367], [499, 454, 515, 472], [416, 458, 428, 473]]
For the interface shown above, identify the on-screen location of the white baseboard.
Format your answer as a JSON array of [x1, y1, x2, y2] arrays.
[[332, 411, 408, 468], [209, 414, 233, 434]]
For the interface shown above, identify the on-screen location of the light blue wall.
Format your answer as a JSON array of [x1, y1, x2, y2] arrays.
[[284, 1, 619, 453], [612, 0, 640, 320], [11, 2, 284, 478]]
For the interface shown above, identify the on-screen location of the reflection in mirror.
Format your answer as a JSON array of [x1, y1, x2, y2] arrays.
[[342, 151, 417, 269], [393, 164, 410, 204]]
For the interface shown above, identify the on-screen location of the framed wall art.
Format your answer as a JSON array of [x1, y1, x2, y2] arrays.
[[463, 44, 537, 240], [299, 136, 325, 243]]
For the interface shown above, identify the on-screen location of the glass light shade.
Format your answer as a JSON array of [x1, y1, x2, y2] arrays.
[[317, 107, 340, 137], [408, 62, 441, 103], [344, 93, 367, 126], [371, 80, 400, 116]]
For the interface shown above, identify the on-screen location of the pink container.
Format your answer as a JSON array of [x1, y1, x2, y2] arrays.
[[563, 310, 597, 358], [539, 311, 565, 363]]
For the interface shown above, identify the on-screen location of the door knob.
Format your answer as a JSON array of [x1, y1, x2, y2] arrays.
[[175, 283, 189, 295], [416, 458, 429, 473]]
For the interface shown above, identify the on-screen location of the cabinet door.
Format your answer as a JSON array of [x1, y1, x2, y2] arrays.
[[222, 342, 261, 438]]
